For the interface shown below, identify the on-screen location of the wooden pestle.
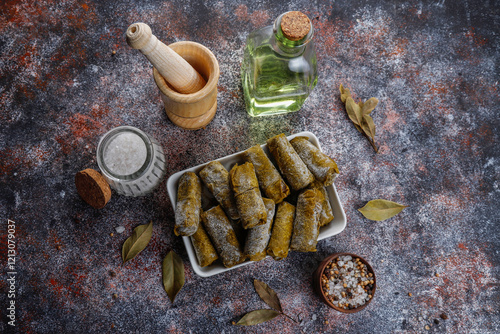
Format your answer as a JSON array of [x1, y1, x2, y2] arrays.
[[126, 23, 206, 94]]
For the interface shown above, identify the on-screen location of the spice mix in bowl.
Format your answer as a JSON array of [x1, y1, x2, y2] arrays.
[[313, 253, 376, 313]]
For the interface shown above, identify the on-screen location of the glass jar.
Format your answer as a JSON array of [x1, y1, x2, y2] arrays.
[[241, 11, 318, 117], [97, 126, 166, 197]]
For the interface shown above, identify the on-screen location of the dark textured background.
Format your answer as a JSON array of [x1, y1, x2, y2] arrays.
[[1, 0, 499, 333]]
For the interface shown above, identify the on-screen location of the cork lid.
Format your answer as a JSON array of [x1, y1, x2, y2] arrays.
[[75, 168, 111, 209], [280, 11, 311, 41]]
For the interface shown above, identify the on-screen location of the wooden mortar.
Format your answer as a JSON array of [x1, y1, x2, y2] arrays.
[[153, 42, 219, 130], [127, 23, 219, 130]]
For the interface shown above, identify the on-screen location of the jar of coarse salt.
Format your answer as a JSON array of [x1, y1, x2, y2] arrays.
[[97, 126, 166, 197]]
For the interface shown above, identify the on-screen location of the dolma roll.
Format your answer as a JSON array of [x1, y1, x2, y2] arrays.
[[290, 136, 339, 187], [199, 161, 239, 220], [267, 201, 295, 260], [242, 145, 290, 204], [308, 180, 334, 227], [174, 172, 202, 236], [290, 188, 322, 252], [267, 134, 314, 191], [201, 205, 246, 268], [229, 219, 248, 247], [190, 222, 218, 267], [244, 198, 275, 262], [229, 162, 267, 229]]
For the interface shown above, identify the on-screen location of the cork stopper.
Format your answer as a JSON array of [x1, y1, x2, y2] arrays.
[[75, 169, 111, 209], [280, 11, 311, 41]]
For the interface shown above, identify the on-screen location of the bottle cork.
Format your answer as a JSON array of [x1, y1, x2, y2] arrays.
[[280, 11, 311, 41], [75, 169, 111, 209]]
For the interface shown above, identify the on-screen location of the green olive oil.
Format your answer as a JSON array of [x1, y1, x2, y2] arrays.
[[241, 11, 318, 117]]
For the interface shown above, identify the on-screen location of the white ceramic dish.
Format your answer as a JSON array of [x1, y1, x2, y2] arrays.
[[166, 131, 346, 277]]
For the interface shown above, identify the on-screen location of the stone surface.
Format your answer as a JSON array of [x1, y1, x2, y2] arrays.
[[0, 0, 498, 333]]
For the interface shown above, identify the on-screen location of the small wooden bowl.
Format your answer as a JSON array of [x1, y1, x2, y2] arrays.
[[312, 253, 376, 313], [153, 41, 219, 130]]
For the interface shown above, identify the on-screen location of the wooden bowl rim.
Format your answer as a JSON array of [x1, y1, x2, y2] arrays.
[[154, 41, 219, 102], [314, 252, 376, 313]]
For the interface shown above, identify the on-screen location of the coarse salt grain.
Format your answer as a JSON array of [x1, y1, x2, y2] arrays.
[[103, 132, 147, 175], [322, 256, 374, 310]]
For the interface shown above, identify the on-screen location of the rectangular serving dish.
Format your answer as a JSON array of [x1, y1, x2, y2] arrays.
[[166, 131, 346, 277]]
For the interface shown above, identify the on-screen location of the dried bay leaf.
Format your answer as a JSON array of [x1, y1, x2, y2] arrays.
[[361, 97, 379, 115], [121, 221, 153, 264], [345, 97, 363, 126], [361, 115, 378, 152], [236, 309, 281, 326], [162, 250, 185, 303], [354, 123, 364, 134], [339, 84, 380, 153], [339, 84, 351, 103], [361, 114, 376, 141], [254, 279, 283, 312], [235, 279, 299, 326], [358, 199, 408, 221]]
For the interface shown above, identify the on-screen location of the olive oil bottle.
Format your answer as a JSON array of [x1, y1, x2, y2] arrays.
[[241, 11, 318, 117]]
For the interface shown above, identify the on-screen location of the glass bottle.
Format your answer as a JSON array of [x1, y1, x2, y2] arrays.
[[97, 126, 166, 197], [241, 11, 318, 117]]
